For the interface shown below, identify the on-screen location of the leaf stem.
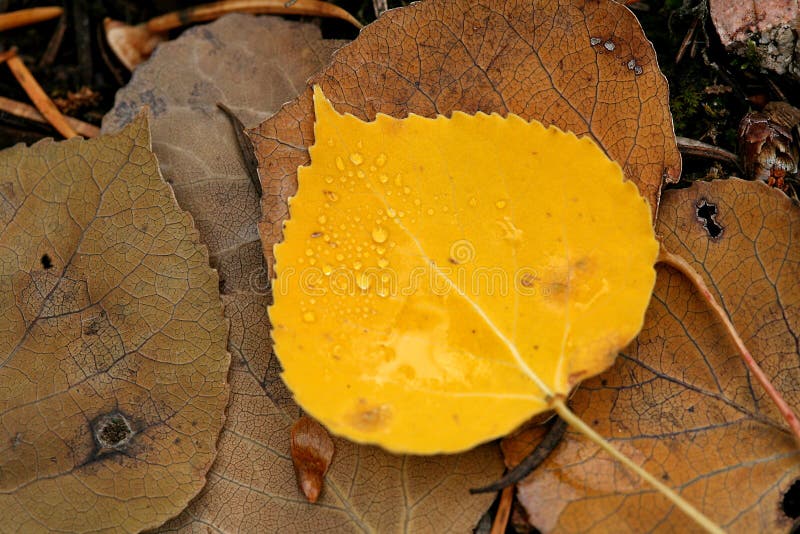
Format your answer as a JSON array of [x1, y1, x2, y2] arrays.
[[657, 246, 800, 444], [550, 398, 723, 534]]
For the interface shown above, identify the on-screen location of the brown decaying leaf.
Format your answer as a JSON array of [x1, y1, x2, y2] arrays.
[[0, 115, 230, 532], [291, 415, 335, 503], [249, 0, 680, 269], [104, 15, 502, 532], [506, 178, 800, 533]]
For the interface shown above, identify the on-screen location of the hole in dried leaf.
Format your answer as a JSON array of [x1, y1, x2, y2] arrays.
[[783, 479, 800, 519], [40, 254, 52, 269], [696, 200, 723, 238], [93, 412, 133, 449]]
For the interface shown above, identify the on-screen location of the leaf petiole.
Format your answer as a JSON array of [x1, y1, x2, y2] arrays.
[[550, 398, 724, 534], [657, 247, 800, 444]]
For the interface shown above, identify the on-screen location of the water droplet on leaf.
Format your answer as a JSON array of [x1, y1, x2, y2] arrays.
[[372, 227, 388, 243]]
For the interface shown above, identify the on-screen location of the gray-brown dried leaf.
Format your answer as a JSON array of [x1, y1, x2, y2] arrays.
[[0, 115, 230, 533]]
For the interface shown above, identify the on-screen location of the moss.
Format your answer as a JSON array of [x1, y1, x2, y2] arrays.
[[730, 38, 762, 71], [635, 0, 746, 154]]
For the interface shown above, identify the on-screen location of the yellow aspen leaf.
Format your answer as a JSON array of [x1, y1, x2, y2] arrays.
[[270, 87, 659, 454]]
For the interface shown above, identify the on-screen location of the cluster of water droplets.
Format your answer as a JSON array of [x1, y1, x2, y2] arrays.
[[295, 141, 406, 323], [294, 137, 521, 327]]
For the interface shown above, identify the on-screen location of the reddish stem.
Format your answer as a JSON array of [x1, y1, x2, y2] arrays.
[[658, 246, 800, 444]]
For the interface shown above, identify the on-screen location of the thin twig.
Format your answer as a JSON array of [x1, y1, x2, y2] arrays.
[[4, 50, 78, 139], [675, 17, 698, 64], [657, 246, 800, 444], [146, 0, 362, 32], [0, 96, 99, 137], [217, 102, 262, 197], [0, 48, 16, 64], [0, 6, 63, 31], [767, 78, 788, 102], [39, 13, 67, 68], [676, 136, 741, 169], [490, 486, 514, 534], [470, 416, 567, 494]]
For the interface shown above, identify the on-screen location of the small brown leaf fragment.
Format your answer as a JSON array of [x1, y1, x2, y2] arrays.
[[291, 416, 334, 503], [52, 86, 102, 115], [249, 0, 680, 269]]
